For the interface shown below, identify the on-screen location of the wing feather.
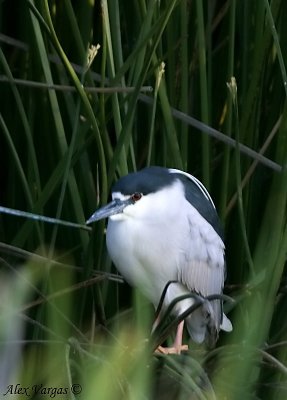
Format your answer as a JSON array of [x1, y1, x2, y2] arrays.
[[177, 208, 230, 343]]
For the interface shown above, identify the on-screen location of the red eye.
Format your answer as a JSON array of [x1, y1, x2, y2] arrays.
[[131, 192, 142, 202]]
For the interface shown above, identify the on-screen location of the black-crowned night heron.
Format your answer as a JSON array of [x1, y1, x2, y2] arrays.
[[87, 167, 232, 353]]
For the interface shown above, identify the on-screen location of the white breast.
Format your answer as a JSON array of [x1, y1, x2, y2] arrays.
[[106, 180, 225, 309], [106, 212, 179, 306]]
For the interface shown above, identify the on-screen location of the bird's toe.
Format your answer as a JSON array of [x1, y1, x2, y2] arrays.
[[154, 344, 189, 355]]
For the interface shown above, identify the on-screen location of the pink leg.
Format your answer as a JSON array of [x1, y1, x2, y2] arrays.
[[154, 320, 189, 355], [173, 320, 185, 349]]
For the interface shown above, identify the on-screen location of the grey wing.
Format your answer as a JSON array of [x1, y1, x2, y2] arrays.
[[178, 212, 227, 344]]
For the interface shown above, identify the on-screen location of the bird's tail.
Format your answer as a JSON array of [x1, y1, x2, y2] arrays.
[[185, 300, 232, 346]]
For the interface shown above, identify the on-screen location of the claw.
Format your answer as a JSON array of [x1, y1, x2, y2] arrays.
[[154, 344, 188, 355]]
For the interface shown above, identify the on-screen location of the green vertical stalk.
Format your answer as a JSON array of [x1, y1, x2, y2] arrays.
[[63, 0, 88, 64], [32, 0, 108, 206], [0, 49, 41, 193], [239, 1, 280, 146], [147, 62, 165, 166], [229, 78, 254, 276], [264, 0, 287, 98], [180, 0, 188, 170], [101, 0, 128, 176], [29, 3, 89, 250], [214, 100, 287, 398], [219, 0, 236, 218], [196, 0, 210, 188]]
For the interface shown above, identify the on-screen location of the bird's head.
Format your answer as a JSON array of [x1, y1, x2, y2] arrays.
[[86, 166, 222, 240], [86, 167, 179, 224], [86, 190, 145, 223]]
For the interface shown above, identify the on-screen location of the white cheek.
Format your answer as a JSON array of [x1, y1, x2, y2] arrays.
[[109, 213, 128, 221]]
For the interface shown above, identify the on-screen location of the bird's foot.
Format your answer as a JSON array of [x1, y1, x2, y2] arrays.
[[154, 344, 189, 355]]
